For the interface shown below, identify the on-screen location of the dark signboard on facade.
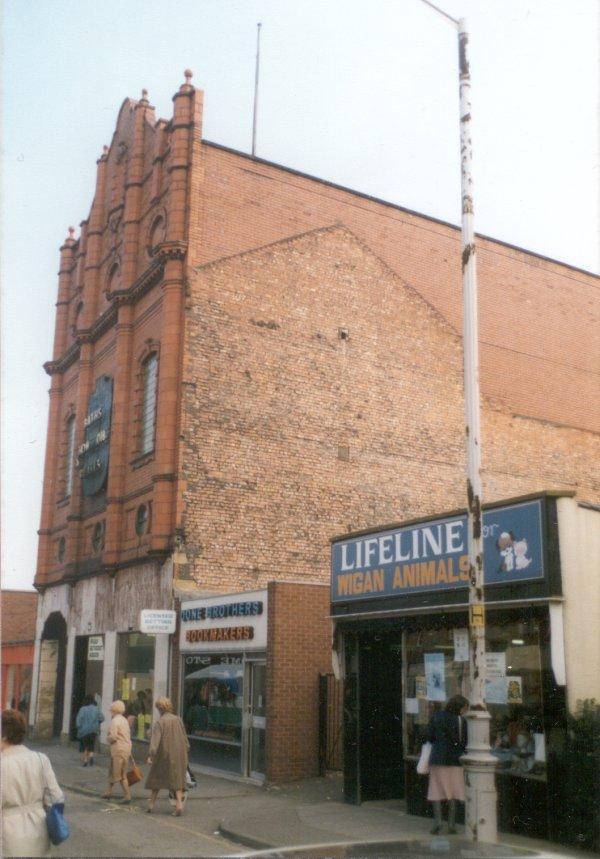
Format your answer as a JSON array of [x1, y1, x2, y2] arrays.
[[331, 499, 544, 603], [77, 375, 113, 496]]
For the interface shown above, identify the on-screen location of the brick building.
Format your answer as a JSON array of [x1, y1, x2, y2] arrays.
[[31, 73, 599, 787], [1, 590, 38, 717]]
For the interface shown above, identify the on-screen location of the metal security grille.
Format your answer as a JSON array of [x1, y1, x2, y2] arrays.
[[319, 673, 344, 774], [140, 354, 158, 454]]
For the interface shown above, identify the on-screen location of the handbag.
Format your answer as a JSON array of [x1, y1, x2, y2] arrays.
[[416, 741, 432, 775], [126, 755, 143, 786], [38, 754, 70, 845]]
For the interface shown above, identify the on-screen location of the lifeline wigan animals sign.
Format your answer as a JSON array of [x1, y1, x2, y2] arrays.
[[331, 500, 544, 603]]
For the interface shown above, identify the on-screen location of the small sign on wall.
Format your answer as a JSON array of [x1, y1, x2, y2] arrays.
[[87, 636, 104, 661], [140, 610, 176, 634]]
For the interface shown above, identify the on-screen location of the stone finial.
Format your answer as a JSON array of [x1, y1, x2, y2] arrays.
[[103, 145, 109, 155], [141, 88, 149, 102], [184, 69, 193, 84], [68, 226, 75, 239]]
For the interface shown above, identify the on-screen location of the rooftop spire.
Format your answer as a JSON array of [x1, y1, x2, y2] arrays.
[[180, 69, 193, 92]]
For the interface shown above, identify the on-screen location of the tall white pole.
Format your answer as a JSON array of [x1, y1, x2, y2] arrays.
[[415, 2, 498, 842], [457, 18, 498, 844], [252, 22, 262, 157]]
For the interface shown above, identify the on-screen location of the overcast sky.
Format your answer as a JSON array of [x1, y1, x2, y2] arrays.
[[1, 0, 598, 590]]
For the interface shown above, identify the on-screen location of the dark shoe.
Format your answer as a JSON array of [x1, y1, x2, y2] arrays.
[[121, 798, 131, 805], [431, 825, 441, 835], [82, 761, 88, 767]]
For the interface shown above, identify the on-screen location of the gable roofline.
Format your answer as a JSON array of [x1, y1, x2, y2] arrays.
[[201, 140, 599, 280]]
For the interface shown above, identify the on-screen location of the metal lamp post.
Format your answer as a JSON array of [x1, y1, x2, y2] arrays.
[[417, 1, 498, 843]]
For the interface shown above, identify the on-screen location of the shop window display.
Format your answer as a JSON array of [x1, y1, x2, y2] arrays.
[[404, 617, 546, 781], [114, 633, 155, 741], [182, 654, 243, 742]]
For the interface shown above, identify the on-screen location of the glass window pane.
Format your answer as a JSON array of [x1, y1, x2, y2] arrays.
[[140, 354, 157, 454], [403, 617, 546, 782], [114, 632, 156, 741], [65, 416, 76, 495]]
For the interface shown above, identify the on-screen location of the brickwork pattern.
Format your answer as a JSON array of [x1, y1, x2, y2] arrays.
[[1, 591, 38, 644], [197, 144, 600, 435], [180, 226, 600, 593], [266, 582, 331, 781]]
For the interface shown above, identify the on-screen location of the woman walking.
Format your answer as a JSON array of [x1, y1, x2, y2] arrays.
[[75, 694, 104, 767], [2, 708, 65, 857], [146, 697, 189, 816], [426, 694, 468, 835], [102, 700, 132, 803]]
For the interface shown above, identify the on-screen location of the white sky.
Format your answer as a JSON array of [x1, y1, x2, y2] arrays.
[[1, 0, 598, 590]]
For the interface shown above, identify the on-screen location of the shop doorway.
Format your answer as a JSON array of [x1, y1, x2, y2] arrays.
[[244, 660, 266, 780], [70, 635, 104, 739], [344, 629, 404, 803], [37, 612, 67, 738]]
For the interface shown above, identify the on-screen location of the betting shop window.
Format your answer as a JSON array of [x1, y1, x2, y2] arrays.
[[140, 353, 158, 455], [182, 654, 244, 744], [403, 616, 547, 781], [115, 633, 155, 741]]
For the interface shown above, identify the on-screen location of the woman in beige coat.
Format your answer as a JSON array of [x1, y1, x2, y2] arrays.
[[1, 708, 65, 857], [146, 697, 190, 816], [102, 700, 132, 803]]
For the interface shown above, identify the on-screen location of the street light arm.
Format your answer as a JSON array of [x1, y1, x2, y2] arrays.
[[417, 0, 459, 27]]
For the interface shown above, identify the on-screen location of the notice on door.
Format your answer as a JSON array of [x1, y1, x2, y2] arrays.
[[87, 636, 104, 661]]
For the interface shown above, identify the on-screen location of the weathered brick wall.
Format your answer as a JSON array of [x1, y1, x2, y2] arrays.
[[266, 582, 331, 782], [180, 226, 599, 594], [198, 143, 600, 435]]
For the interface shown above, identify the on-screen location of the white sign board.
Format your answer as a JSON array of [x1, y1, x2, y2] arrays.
[[140, 610, 176, 634], [179, 589, 268, 652], [87, 636, 104, 661]]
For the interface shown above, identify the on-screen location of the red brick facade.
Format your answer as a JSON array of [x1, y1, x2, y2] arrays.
[[33, 73, 599, 782], [266, 582, 331, 781]]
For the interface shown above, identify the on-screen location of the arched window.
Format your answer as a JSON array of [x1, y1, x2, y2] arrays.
[[65, 415, 76, 496], [140, 353, 158, 455]]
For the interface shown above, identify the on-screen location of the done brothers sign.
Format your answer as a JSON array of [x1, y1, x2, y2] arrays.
[[331, 499, 544, 603]]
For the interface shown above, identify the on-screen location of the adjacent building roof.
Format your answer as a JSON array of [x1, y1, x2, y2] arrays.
[[1, 590, 38, 645]]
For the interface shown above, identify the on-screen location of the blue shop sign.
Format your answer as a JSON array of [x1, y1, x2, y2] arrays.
[[77, 375, 113, 497], [331, 499, 544, 603]]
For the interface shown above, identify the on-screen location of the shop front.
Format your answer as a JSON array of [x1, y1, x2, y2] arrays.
[[179, 590, 268, 780], [331, 493, 594, 844]]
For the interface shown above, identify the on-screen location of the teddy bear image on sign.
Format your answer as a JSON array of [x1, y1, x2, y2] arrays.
[[496, 531, 533, 574]]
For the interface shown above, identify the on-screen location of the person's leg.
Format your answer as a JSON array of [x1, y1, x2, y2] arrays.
[[431, 800, 442, 834], [102, 780, 113, 799], [448, 799, 457, 833], [120, 777, 131, 802], [173, 789, 184, 815], [147, 789, 159, 812]]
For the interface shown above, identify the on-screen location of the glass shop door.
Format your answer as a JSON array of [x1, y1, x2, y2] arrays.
[[244, 660, 266, 780]]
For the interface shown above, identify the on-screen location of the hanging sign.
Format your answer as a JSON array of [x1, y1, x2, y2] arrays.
[[78, 375, 113, 496], [331, 499, 544, 603]]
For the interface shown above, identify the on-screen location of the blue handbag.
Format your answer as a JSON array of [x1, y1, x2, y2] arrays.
[[38, 754, 70, 845], [45, 801, 70, 845]]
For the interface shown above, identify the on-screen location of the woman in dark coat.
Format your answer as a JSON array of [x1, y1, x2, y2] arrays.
[[146, 697, 190, 816], [426, 694, 468, 835]]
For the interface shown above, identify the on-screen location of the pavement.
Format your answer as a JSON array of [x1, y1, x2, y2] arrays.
[[31, 740, 594, 858]]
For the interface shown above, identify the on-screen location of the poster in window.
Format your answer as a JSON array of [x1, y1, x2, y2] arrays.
[[453, 629, 469, 662], [425, 652, 446, 701], [506, 676, 523, 705], [415, 676, 427, 699], [485, 677, 507, 705]]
